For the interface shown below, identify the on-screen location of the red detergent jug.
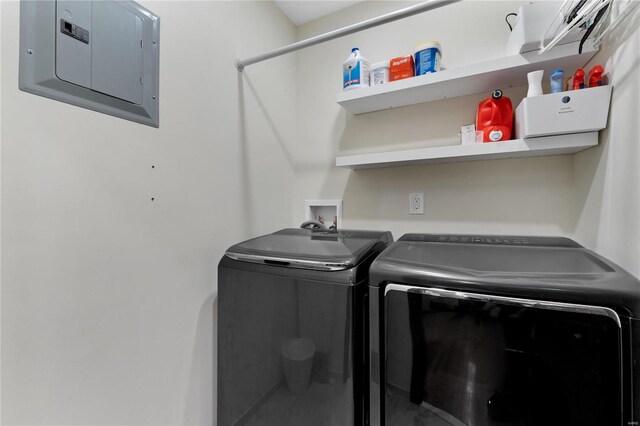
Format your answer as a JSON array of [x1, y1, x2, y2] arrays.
[[476, 89, 513, 142], [589, 65, 604, 87]]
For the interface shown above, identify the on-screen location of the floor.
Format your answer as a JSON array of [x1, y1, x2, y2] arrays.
[[241, 381, 352, 426], [386, 393, 468, 426]]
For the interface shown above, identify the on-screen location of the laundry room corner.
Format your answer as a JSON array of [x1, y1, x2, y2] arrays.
[[572, 4, 640, 277]]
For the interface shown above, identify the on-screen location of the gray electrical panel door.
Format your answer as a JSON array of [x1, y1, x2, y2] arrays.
[[91, 1, 144, 104], [55, 1, 92, 88], [20, 0, 159, 127]]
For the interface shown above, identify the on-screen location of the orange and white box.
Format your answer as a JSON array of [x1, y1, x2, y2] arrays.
[[389, 55, 415, 82]]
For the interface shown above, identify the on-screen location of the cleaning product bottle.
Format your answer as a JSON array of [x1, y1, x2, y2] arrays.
[[550, 69, 564, 93], [476, 89, 513, 143], [527, 70, 544, 97], [573, 68, 585, 90], [589, 65, 604, 87], [343, 48, 370, 91]]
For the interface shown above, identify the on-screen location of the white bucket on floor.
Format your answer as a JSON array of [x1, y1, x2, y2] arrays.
[[281, 338, 315, 395]]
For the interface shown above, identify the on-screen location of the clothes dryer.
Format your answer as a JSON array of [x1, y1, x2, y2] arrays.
[[369, 234, 640, 426]]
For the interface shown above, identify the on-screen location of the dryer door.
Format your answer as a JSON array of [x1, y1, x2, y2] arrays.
[[383, 284, 623, 426]]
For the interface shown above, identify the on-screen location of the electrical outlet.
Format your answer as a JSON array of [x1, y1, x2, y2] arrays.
[[409, 192, 424, 215]]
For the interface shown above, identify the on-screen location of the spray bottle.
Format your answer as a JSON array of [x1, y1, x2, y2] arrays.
[[589, 65, 604, 87], [573, 68, 586, 90]]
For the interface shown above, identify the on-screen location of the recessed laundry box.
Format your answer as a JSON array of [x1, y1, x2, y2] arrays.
[[369, 234, 640, 426], [218, 228, 392, 426]]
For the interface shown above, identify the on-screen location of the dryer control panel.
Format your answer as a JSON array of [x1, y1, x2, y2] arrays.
[[399, 233, 581, 247]]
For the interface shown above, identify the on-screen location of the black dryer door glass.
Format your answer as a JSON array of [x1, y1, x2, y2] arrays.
[[384, 284, 622, 426]]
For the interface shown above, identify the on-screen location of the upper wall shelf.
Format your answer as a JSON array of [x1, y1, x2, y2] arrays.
[[336, 41, 598, 115]]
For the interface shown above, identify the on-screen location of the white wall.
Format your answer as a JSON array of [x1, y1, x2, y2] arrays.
[[294, 0, 573, 237], [0, 1, 296, 424], [294, 0, 640, 277], [573, 4, 640, 277]]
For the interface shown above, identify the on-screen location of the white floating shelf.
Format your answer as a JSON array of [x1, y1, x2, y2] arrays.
[[336, 133, 598, 169], [337, 41, 598, 115]]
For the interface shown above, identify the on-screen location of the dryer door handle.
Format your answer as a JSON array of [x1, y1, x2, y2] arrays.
[[385, 283, 622, 328]]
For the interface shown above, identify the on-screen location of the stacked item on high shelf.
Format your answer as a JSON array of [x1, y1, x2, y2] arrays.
[[341, 41, 442, 90]]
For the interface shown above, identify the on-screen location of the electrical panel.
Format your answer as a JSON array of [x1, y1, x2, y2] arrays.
[[19, 0, 160, 127]]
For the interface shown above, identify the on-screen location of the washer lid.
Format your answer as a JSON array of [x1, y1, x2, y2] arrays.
[[370, 234, 640, 317], [225, 228, 392, 271]]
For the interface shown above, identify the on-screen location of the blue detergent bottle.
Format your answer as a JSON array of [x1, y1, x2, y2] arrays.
[[550, 68, 565, 93]]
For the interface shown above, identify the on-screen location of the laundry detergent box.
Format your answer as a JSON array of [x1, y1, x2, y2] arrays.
[[389, 55, 414, 82]]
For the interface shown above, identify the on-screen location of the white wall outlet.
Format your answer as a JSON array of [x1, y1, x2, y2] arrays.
[[409, 192, 424, 215]]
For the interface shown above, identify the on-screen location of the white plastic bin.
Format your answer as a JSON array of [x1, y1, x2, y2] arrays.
[[515, 85, 612, 139]]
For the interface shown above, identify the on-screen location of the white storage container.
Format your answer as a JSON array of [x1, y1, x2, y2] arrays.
[[370, 61, 390, 86], [506, 1, 588, 55], [515, 85, 612, 139]]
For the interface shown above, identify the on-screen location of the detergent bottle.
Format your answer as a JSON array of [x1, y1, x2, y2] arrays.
[[343, 48, 370, 90], [550, 69, 565, 93], [476, 89, 513, 143], [573, 68, 586, 90], [589, 65, 604, 87]]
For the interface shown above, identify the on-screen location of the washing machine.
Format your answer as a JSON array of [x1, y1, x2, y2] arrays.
[[218, 228, 392, 426], [369, 234, 640, 426]]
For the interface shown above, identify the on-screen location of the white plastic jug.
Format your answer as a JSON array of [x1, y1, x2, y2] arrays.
[[343, 48, 370, 90]]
